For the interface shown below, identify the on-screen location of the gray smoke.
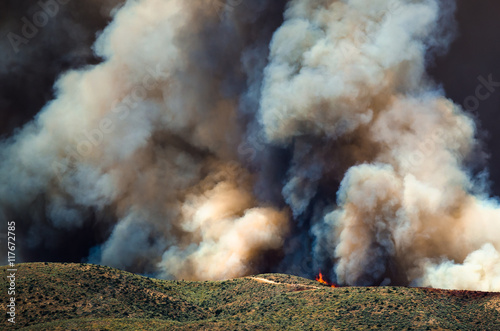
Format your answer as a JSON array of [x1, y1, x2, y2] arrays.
[[1, 0, 500, 290]]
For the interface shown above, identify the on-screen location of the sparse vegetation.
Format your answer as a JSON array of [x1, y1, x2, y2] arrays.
[[1, 263, 500, 330]]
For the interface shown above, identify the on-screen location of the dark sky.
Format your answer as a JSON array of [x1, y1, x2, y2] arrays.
[[0, 0, 121, 138], [430, 0, 500, 196]]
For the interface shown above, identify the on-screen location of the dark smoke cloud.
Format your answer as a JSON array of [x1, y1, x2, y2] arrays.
[[0, 0, 124, 137], [1, 0, 500, 291]]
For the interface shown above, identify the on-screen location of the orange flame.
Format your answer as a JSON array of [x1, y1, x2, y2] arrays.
[[315, 271, 336, 288], [315, 272, 328, 285]]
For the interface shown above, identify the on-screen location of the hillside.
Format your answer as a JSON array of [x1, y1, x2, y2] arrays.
[[1, 263, 500, 330]]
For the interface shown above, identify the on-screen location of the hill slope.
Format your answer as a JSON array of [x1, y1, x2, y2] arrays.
[[1, 263, 500, 330]]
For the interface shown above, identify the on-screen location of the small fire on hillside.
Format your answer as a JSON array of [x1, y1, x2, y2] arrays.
[[315, 271, 336, 288]]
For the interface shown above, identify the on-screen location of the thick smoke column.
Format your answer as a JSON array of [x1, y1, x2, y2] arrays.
[[0, 0, 289, 280], [1, 0, 500, 290], [259, 0, 500, 290]]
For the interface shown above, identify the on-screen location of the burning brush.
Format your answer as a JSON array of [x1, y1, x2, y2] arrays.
[[315, 271, 336, 288]]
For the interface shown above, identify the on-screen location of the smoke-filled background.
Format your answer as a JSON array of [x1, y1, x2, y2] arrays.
[[1, 0, 500, 291]]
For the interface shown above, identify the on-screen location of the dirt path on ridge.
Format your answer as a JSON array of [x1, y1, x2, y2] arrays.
[[248, 277, 322, 290]]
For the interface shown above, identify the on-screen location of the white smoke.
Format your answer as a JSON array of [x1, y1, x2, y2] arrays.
[[0, 0, 289, 280], [259, 0, 500, 289], [422, 244, 500, 291], [1, 0, 500, 290]]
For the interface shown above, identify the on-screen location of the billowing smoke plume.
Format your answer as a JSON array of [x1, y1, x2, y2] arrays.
[[1, 0, 500, 290], [1, 0, 290, 280]]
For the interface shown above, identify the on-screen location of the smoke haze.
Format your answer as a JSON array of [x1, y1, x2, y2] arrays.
[[1, 0, 500, 291]]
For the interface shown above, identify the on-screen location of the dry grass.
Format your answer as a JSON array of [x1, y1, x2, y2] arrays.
[[1, 263, 500, 330]]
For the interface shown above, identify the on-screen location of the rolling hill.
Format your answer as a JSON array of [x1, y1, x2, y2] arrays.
[[1, 263, 500, 330]]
